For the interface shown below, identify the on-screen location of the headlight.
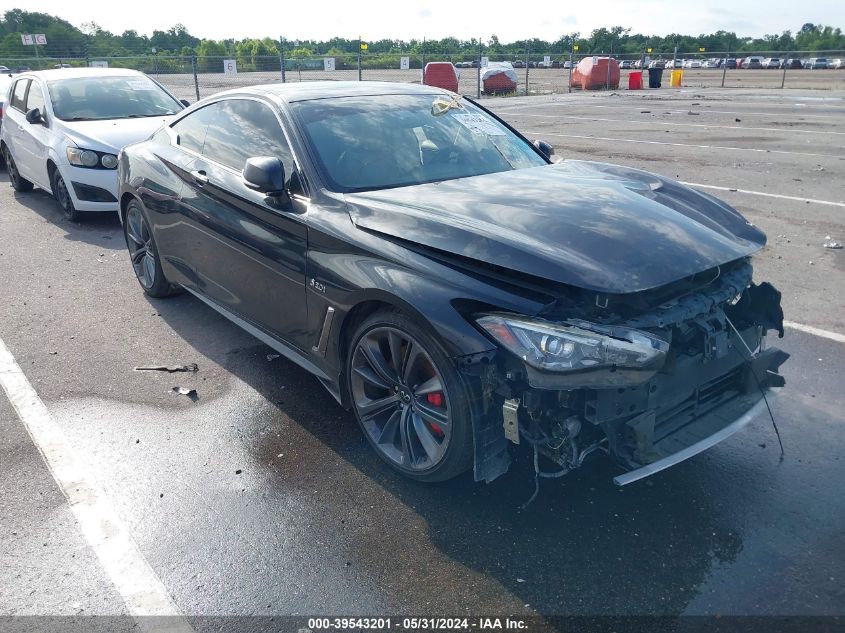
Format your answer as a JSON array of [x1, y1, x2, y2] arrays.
[[477, 314, 669, 384], [100, 153, 118, 169], [66, 147, 118, 169]]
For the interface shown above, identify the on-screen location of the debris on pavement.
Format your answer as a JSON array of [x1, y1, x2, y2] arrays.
[[171, 386, 198, 401], [266, 353, 281, 361], [135, 363, 199, 373], [823, 236, 842, 249]]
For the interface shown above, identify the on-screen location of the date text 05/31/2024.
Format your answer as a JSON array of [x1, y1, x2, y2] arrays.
[[305, 617, 529, 630]]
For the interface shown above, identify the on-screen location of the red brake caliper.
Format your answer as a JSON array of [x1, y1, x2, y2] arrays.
[[426, 393, 445, 437]]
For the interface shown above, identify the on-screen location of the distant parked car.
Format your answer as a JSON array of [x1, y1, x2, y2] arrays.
[[724, 58, 738, 68], [512, 60, 525, 68], [684, 59, 702, 69], [0, 65, 9, 73], [0, 68, 184, 221], [563, 60, 572, 68], [53, 63, 72, 69], [649, 60, 666, 69], [830, 59, 843, 69], [806, 58, 829, 69], [619, 60, 633, 69], [702, 59, 719, 68], [763, 58, 781, 69], [742, 56, 764, 69], [781, 58, 803, 69]]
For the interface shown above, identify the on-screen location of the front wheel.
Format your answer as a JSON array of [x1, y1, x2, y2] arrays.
[[124, 200, 178, 298], [50, 168, 80, 222], [347, 311, 474, 482]]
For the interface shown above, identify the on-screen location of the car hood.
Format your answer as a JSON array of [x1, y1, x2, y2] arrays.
[[59, 117, 172, 153], [343, 160, 766, 294]]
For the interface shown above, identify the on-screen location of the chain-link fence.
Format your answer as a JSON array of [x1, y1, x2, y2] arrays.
[[3, 50, 844, 102]]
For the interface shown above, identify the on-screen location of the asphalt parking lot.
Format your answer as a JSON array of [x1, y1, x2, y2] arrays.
[[1, 87, 844, 631]]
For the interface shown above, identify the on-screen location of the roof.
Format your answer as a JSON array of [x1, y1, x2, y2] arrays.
[[13, 67, 146, 82], [231, 81, 451, 102]]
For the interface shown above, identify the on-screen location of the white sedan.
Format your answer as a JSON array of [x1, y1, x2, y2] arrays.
[[0, 68, 184, 221]]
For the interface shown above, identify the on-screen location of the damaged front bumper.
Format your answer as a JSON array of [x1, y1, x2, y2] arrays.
[[465, 262, 789, 485]]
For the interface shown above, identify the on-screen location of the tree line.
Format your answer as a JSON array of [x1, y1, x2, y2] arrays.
[[2, 9, 844, 63]]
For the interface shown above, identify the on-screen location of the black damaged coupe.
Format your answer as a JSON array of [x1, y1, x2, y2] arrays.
[[117, 82, 788, 485]]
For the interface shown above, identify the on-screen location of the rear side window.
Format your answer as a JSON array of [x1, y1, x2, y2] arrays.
[[11, 79, 28, 111], [200, 99, 293, 178], [25, 81, 44, 113]]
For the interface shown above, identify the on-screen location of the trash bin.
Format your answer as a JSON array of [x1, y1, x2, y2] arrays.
[[628, 70, 643, 90], [670, 69, 684, 87], [647, 67, 663, 88]]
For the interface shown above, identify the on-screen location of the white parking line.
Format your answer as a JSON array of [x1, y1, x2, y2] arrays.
[[526, 130, 842, 159], [680, 182, 845, 208], [0, 337, 193, 632], [784, 321, 845, 344], [509, 112, 845, 136]]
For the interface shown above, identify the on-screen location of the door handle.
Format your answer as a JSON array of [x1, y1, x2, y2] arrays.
[[190, 169, 208, 186]]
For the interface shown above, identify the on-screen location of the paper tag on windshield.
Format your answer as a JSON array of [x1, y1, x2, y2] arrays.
[[126, 80, 156, 91], [451, 113, 506, 136]]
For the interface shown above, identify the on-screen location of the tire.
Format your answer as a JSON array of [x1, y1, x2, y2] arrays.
[[346, 310, 474, 482], [4, 146, 34, 193], [123, 199, 179, 298], [50, 167, 81, 222]]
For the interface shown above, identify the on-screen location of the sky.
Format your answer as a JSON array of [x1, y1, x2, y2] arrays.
[[19, 0, 845, 41]]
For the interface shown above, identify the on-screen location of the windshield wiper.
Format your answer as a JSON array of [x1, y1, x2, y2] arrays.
[[126, 113, 175, 118]]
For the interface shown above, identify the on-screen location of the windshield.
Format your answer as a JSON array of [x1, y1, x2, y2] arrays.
[[291, 94, 547, 192], [47, 75, 181, 121]]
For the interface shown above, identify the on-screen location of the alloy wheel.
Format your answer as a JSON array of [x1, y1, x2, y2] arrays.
[[350, 326, 452, 472], [125, 206, 157, 289]]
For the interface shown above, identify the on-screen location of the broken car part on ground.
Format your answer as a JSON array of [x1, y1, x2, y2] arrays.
[[116, 81, 788, 486]]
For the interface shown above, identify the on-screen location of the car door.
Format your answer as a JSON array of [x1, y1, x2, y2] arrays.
[[4, 79, 35, 180], [15, 78, 51, 188], [172, 97, 310, 349]]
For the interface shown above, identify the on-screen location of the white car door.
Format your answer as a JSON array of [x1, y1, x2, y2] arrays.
[[3, 78, 32, 177], [14, 79, 52, 189]]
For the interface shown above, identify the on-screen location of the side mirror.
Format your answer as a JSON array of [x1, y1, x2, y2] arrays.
[[243, 156, 286, 197], [25, 107, 43, 125], [180, 99, 191, 107], [533, 139, 554, 160]]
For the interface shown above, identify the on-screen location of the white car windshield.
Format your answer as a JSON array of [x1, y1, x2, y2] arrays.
[[47, 75, 181, 121]]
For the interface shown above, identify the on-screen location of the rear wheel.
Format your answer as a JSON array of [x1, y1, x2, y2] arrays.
[[4, 146, 34, 193], [347, 311, 474, 482], [50, 168, 80, 222], [124, 200, 178, 298]]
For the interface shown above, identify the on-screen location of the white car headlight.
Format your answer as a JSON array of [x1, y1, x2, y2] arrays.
[[66, 147, 118, 169], [477, 314, 669, 376], [100, 153, 118, 169]]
